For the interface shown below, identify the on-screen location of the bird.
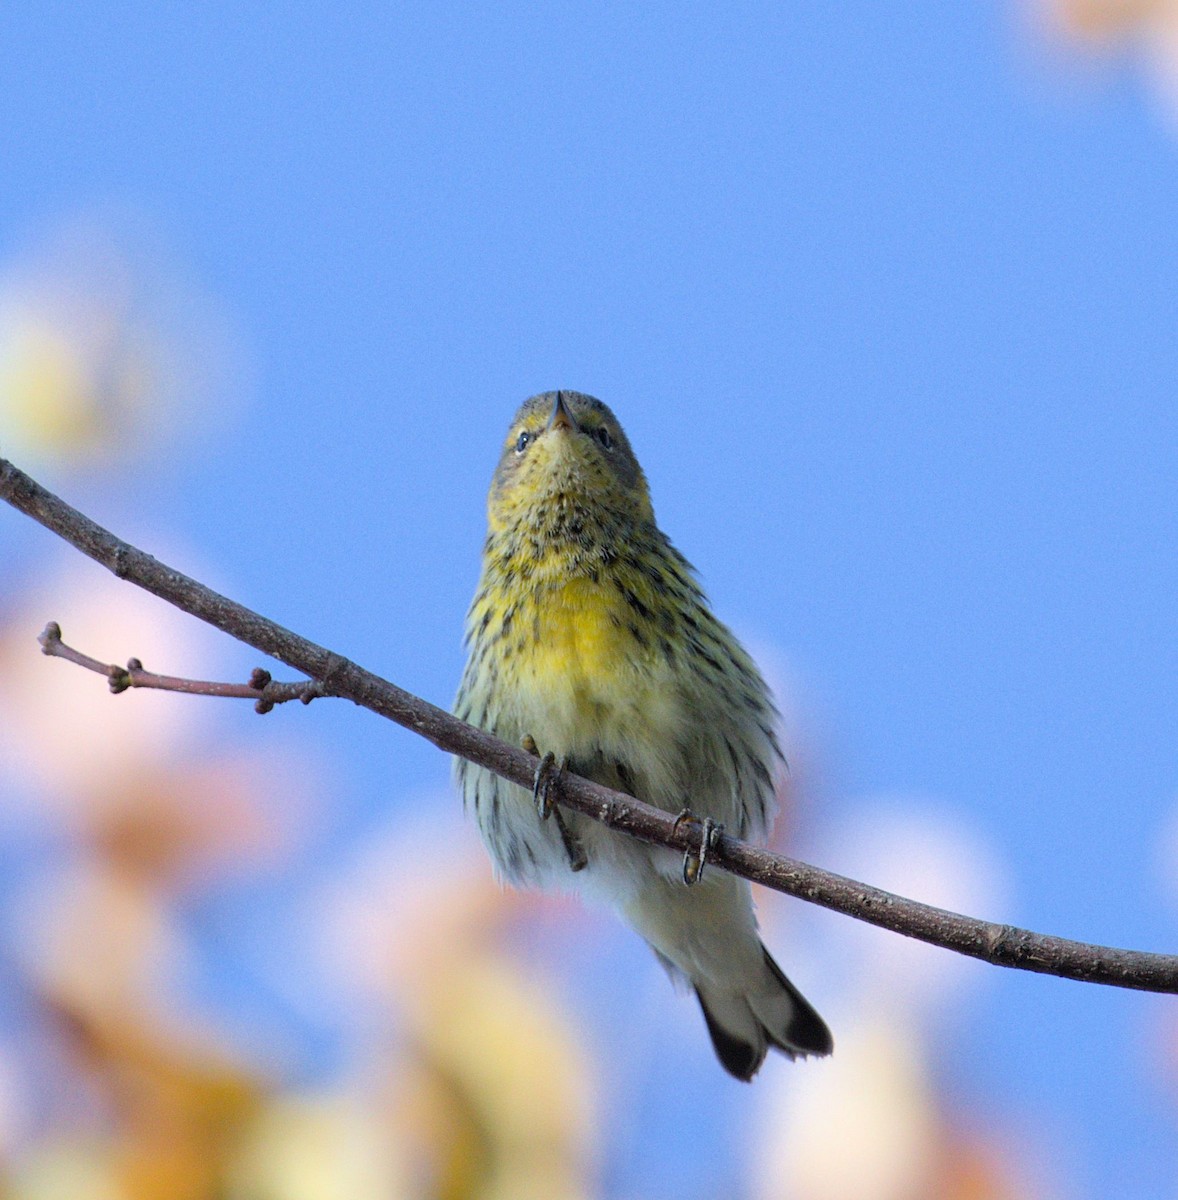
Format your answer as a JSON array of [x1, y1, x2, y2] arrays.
[[453, 390, 832, 1080]]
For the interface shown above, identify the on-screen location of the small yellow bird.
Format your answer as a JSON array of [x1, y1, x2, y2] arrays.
[[454, 390, 832, 1079]]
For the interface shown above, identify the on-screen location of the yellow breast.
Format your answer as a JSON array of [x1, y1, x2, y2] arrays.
[[503, 576, 681, 761], [522, 577, 634, 693]]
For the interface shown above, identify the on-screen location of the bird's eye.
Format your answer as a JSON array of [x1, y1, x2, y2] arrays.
[[515, 431, 532, 454], [595, 426, 614, 451]]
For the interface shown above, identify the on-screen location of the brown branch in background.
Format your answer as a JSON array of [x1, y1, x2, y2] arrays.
[[2, 453, 1178, 994]]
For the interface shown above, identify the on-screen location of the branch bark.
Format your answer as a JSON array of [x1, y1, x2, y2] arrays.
[[2, 454, 1176, 993]]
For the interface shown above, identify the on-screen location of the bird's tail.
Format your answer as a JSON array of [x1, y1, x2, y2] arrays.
[[623, 873, 832, 1081], [694, 943, 833, 1081]]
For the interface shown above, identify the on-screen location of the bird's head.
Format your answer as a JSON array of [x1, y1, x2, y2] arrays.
[[488, 391, 653, 532]]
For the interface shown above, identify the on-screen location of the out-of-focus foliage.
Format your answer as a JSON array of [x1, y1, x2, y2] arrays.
[[0, 214, 240, 471], [751, 808, 1046, 1200], [1034, 0, 1178, 122]]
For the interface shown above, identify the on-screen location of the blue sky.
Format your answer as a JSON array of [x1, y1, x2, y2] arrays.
[[3, 3, 1178, 1195]]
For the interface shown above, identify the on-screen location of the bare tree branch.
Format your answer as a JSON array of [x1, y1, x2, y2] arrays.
[[2, 454, 1176, 993], [37, 621, 325, 712]]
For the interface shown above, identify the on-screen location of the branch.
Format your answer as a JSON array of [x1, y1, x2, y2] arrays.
[[37, 621, 324, 713], [2, 454, 1177, 993]]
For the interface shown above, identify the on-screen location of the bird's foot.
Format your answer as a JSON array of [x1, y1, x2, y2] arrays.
[[672, 808, 724, 886], [554, 809, 588, 873], [522, 736, 586, 872], [523, 737, 566, 820]]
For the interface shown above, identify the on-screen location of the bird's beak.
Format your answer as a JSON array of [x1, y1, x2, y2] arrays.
[[547, 391, 578, 434]]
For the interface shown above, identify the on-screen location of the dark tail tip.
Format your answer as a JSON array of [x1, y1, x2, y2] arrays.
[[764, 948, 834, 1058], [695, 988, 764, 1082], [693, 952, 833, 1081]]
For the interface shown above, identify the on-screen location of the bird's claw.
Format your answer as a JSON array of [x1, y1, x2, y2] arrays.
[[554, 809, 588, 873], [523, 737, 586, 872], [530, 749, 565, 819], [673, 808, 723, 886]]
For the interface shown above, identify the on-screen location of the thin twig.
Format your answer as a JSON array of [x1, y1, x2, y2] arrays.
[[37, 621, 325, 712], [2, 454, 1177, 993]]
